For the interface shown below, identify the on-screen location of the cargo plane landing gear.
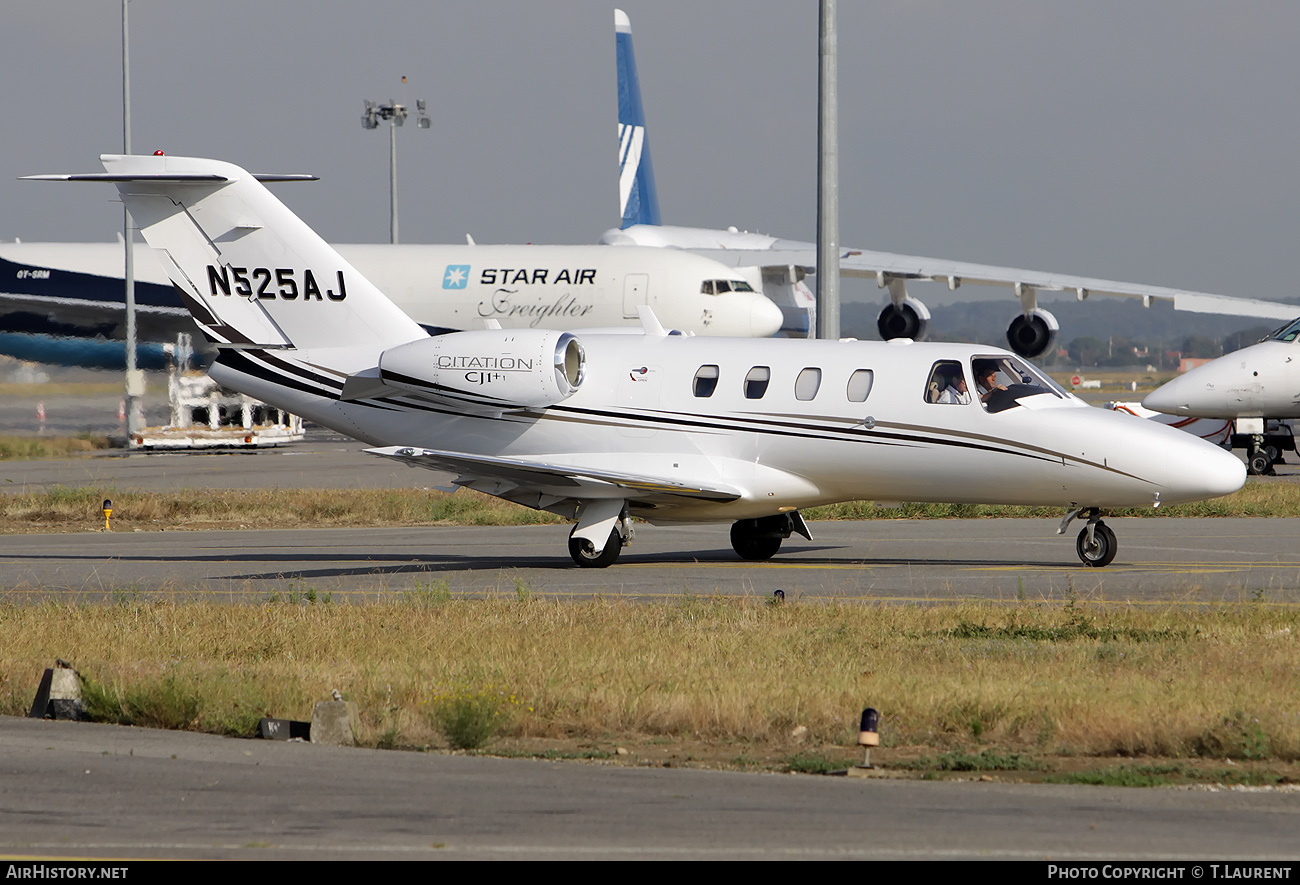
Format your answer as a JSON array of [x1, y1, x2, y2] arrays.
[[729, 512, 813, 561], [1059, 507, 1117, 568]]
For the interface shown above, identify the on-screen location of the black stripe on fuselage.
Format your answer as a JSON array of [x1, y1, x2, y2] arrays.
[[545, 403, 1129, 476], [212, 351, 1134, 478], [379, 370, 516, 409]]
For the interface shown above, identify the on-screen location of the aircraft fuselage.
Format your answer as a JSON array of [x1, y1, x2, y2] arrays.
[[1144, 337, 1300, 419], [214, 335, 1245, 523]]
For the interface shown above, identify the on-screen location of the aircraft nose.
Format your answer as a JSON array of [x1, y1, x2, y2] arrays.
[[1141, 373, 1197, 416], [749, 296, 784, 337], [1163, 434, 1245, 502]]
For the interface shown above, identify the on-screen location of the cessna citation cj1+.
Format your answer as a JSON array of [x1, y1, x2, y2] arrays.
[[30, 155, 1246, 568]]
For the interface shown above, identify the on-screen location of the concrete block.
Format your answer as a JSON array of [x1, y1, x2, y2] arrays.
[[310, 700, 359, 746], [28, 666, 87, 721]]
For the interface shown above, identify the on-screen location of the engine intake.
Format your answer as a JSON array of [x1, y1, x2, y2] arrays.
[[1006, 308, 1059, 359], [379, 329, 585, 407], [877, 296, 931, 341]]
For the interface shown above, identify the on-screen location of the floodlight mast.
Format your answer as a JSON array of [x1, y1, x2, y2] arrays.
[[361, 96, 430, 244]]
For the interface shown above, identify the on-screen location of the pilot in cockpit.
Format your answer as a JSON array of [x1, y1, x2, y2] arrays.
[[973, 359, 1007, 406]]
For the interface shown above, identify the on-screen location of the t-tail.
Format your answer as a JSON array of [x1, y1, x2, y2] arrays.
[[30, 154, 426, 380], [616, 8, 661, 229]]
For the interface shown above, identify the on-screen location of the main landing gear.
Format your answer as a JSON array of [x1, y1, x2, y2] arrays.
[[729, 512, 813, 561], [568, 500, 633, 568], [1059, 507, 1117, 568], [1246, 435, 1278, 476], [568, 526, 623, 568]]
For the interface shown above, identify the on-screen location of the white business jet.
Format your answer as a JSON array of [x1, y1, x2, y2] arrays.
[[1143, 317, 1300, 473], [30, 154, 1246, 568], [604, 9, 1299, 353]]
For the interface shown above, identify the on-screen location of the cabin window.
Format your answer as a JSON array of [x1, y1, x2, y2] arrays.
[[794, 367, 822, 401], [925, 361, 969, 404], [846, 369, 874, 403], [693, 365, 720, 397], [744, 366, 771, 399]]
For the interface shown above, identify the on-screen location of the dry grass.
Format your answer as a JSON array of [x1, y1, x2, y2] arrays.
[[4, 597, 1297, 769], [0, 486, 563, 531], [806, 477, 1300, 520], [0, 435, 114, 461]]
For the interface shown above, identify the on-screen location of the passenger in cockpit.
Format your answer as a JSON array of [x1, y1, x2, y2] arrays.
[[936, 371, 970, 404]]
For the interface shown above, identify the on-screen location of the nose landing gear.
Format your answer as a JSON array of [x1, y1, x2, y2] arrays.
[[1059, 507, 1118, 568]]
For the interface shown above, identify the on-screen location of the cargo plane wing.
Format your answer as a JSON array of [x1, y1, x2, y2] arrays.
[[603, 8, 1298, 354]]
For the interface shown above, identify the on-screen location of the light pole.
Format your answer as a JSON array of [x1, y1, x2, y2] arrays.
[[362, 95, 429, 244], [815, 0, 840, 341], [123, 0, 143, 435]]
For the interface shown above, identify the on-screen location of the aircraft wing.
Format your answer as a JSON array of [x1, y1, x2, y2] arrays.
[[366, 445, 743, 502], [688, 245, 1300, 322]]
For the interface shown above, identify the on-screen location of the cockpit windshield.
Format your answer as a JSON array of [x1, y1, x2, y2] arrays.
[[701, 279, 757, 295], [972, 356, 1067, 414], [1270, 318, 1300, 342]]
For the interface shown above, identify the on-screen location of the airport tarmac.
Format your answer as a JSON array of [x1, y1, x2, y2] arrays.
[[2, 716, 1296, 861], [0, 518, 1297, 603]]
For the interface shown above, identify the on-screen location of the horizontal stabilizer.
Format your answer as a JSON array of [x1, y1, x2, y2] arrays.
[[23, 172, 318, 183]]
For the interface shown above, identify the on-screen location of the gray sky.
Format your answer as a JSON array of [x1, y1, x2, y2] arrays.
[[4, 1, 1299, 306]]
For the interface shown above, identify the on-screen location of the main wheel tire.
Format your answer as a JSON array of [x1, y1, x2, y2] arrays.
[[730, 521, 783, 561], [1248, 451, 1273, 476], [1076, 522, 1117, 568], [569, 527, 621, 568]]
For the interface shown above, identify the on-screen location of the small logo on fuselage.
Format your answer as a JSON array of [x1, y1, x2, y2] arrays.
[[443, 265, 471, 289]]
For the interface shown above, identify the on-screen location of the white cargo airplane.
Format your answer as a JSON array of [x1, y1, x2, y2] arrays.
[[603, 9, 1299, 354], [0, 236, 782, 347], [1143, 317, 1300, 473], [30, 154, 1246, 568]]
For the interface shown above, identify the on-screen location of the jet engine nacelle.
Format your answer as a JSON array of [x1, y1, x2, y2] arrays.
[[1006, 308, 1059, 359], [877, 296, 931, 342], [379, 329, 586, 407]]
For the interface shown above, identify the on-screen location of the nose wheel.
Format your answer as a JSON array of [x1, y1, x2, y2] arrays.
[[1060, 507, 1118, 568], [1075, 521, 1117, 567]]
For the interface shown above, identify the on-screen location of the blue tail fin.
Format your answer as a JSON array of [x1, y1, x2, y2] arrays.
[[616, 9, 661, 229]]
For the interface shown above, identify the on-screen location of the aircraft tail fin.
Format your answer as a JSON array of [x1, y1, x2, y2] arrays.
[[32, 154, 425, 371], [616, 9, 661, 229]]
